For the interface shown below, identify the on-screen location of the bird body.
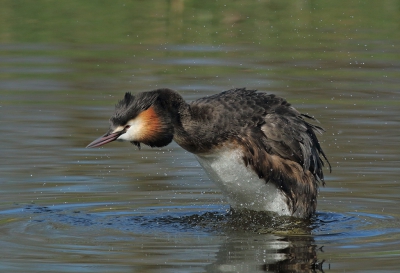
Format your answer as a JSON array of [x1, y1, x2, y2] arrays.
[[87, 88, 330, 218], [195, 147, 291, 215]]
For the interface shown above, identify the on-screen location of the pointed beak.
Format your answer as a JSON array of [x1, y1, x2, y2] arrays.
[[86, 129, 125, 148]]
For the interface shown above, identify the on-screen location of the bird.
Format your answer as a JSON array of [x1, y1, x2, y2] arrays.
[[87, 88, 331, 218]]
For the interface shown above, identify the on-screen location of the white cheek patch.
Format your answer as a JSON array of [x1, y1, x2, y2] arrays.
[[116, 118, 145, 142]]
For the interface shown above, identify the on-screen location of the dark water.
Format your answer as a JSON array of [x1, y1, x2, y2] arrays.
[[1, 1, 400, 272]]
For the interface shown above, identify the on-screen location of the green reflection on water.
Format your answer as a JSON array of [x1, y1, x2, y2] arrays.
[[1, 0, 399, 44]]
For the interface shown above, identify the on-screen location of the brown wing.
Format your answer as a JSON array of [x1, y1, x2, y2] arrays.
[[189, 88, 330, 183], [261, 110, 330, 183], [189, 88, 330, 216]]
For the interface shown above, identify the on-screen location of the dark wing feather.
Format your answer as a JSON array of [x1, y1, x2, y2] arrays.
[[261, 110, 330, 183], [186, 88, 330, 216], [190, 88, 330, 180]]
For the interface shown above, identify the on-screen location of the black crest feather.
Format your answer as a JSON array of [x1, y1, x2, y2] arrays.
[[110, 91, 159, 126]]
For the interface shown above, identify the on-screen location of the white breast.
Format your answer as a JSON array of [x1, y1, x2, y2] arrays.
[[195, 148, 291, 216]]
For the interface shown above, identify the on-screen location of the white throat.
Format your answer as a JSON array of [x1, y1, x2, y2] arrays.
[[195, 148, 291, 216], [116, 118, 145, 142]]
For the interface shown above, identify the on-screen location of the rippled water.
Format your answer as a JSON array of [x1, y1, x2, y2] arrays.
[[1, 1, 400, 272]]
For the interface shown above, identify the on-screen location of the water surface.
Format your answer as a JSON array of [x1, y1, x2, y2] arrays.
[[1, 1, 399, 272]]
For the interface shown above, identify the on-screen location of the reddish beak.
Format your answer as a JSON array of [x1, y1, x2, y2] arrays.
[[86, 130, 125, 148]]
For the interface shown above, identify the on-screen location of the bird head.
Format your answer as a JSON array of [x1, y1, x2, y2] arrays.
[[86, 90, 178, 149]]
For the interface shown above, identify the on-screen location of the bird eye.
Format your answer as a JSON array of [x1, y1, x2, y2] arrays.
[[124, 125, 131, 130]]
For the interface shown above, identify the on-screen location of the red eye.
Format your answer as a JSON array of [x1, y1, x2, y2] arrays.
[[125, 125, 131, 130]]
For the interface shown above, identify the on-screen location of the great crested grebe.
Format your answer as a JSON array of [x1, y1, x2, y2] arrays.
[[87, 88, 331, 218]]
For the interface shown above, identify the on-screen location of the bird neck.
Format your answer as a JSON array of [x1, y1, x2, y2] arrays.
[[149, 89, 193, 149], [154, 89, 228, 154], [154, 88, 190, 125], [172, 101, 221, 154]]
